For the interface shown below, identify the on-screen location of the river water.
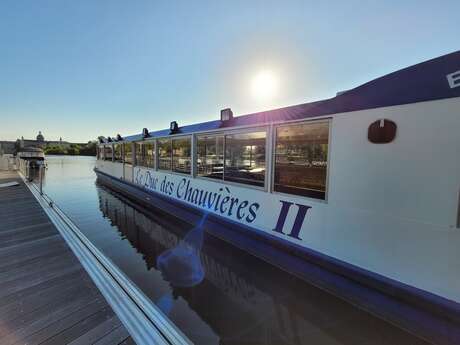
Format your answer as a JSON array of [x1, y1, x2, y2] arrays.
[[34, 155, 428, 345]]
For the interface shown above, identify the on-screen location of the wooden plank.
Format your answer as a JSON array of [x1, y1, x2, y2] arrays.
[[93, 325, 131, 345], [0, 208, 48, 221], [0, 277, 99, 335], [0, 267, 85, 306], [0, 216, 52, 232], [0, 203, 44, 215], [0, 249, 77, 283], [0, 221, 53, 235], [2, 296, 105, 345], [0, 226, 58, 249], [0, 269, 86, 314], [0, 195, 41, 203], [0, 210, 50, 223], [0, 263, 82, 299], [0, 181, 20, 187], [0, 223, 56, 241], [0, 202, 44, 214], [26, 306, 113, 345], [0, 234, 62, 258], [66, 315, 123, 345], [0, 212, 48, 225], [0, 255, 79, 288], [0, 171, 135, 344], [118, 336, 137, 345], [0, 278, 92, 324], [0, 244, 70, 272]]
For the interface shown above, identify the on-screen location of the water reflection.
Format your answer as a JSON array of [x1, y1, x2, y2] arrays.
[[96, 185, 428, 345]]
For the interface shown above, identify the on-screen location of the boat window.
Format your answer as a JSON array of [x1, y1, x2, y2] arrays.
[[113, 144, 123, 163], [158, 138, 172, 171], [134, 143, 143, 166], [135, 142, 154, 168], [123, 143, 133, 165], [197, 135, 224, 179], [224, 131, 266, 187], [172, 137, 191, 174], [103, 145, 113, 161], [135, 142, 155, 168], [274, 121, 329, 199], [145, 142, 155, 168]]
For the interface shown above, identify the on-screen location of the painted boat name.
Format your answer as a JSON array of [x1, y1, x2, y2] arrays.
[[134, 169, 311, 239]]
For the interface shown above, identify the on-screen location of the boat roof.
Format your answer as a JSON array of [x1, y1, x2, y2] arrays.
[[103, 50, 460, 143]]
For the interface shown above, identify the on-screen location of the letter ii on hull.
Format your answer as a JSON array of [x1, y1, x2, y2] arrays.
[[272, 201, 311, 240]]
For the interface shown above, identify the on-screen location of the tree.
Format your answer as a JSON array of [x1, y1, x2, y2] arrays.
[[67, 146, 80, 155], [79, 141, 97, 156], [44, 145, 67, 155]]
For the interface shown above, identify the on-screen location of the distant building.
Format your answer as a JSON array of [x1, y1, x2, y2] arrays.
[[0, 131, 87, 155], [0, 141, 16, 155]]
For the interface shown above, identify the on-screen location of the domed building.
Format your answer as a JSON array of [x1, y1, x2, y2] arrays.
[[1, 131, 87, 155], [36, 131, 45, 142], [17, 131, 67, 149]]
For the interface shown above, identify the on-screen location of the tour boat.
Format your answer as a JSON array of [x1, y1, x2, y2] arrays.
[[95, 50, 460, 343]]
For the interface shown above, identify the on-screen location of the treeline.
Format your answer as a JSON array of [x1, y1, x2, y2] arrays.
[[44, 141, 97, 156]]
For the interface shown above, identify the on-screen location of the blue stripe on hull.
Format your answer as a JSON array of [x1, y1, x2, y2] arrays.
[[95, 168, 460, 345]]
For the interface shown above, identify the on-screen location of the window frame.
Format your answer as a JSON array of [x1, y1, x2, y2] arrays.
[[196, 133, 225, 181], [271, 118, 331, 202], [113, 143, 123, 163], [195, 126, 268, 191], [102, 144, 113, 161], [152, 134, 192, 175], [134, 142, 143, 167], [134, 139, 156, 169], [123, 142, 134, 165], [171, 135, 192, 175], [157, 137, 172, 172]]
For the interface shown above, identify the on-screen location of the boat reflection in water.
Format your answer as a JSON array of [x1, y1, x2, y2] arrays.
[[97, 185, 428, 345]]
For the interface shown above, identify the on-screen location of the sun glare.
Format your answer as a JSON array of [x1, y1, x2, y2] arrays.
[[250, 70, 278, 101]]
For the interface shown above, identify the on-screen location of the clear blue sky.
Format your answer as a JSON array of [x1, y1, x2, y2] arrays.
[[1, 0, 458, 142]]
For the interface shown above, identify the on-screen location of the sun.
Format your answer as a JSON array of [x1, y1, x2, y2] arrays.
[[250, 70, 278, 101]]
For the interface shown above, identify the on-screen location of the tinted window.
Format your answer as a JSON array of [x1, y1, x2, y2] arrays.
[[134, 142, 144, 166], [158, 139, 172, 170], [135, 142, 155, 168], [124, 143, 133, 165], [172, 137, 191, 174], [113, 144, 122, 163], [197, 135, 224, 179], [224, 131, 266, 187], [103, 145, 112, 161], [274, 121, 329, 199]]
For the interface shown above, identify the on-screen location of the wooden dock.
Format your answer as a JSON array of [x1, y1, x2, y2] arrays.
[[0, 171, 135, 345]]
